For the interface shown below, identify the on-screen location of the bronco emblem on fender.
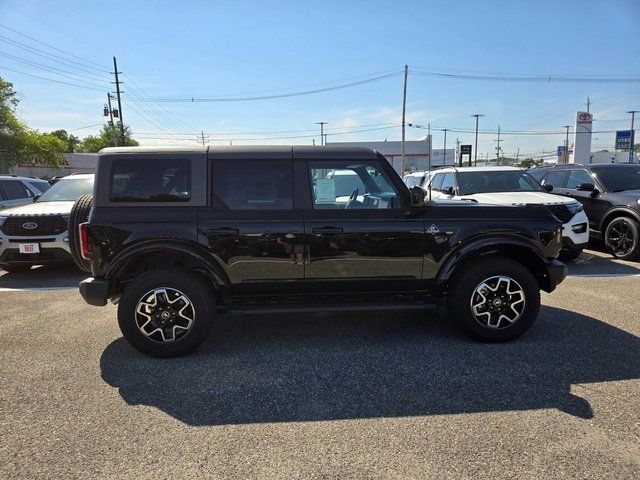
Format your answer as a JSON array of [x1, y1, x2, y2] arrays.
[[427, 224, 439, 234]]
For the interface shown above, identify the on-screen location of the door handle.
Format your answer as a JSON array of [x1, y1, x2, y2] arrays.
[[206, 227, 239, 236], [312, 226, 343, 234]]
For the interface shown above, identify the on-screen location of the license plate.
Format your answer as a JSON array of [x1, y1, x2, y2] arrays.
[[18, 243, 40, 254]]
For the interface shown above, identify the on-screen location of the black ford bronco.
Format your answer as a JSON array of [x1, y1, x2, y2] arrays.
[[75, 146, 566, 357]]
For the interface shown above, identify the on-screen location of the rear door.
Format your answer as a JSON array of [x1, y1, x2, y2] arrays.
[[199, 153, 305, 296], [299, 155, 424, 294]]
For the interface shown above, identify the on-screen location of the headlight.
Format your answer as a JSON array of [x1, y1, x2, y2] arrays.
[[566, 202, 583, 214], [0, 216, 6, 227], [637, 199, 640, 207]]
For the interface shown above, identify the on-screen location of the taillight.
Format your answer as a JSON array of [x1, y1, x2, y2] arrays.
[[79, 222, 93, 260]]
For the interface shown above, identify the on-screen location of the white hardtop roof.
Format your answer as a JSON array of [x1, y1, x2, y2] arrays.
[[437, 166, 521, 172]]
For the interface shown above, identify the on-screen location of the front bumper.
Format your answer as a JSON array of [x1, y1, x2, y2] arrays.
[[545, 259, 567, 292], [79, 277, 110, 306], [0, 230, 72, 265], [561, 211, 589, 251]]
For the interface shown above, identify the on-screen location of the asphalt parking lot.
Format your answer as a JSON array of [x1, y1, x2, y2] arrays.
[[1, 247, 639, 479]]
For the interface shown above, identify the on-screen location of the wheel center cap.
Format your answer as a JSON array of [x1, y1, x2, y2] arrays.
[[493, 298, 504, 307], [160, 311, 171, 320]]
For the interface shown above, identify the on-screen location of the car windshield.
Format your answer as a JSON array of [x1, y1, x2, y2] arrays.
[[37, 177, 94, 202], [591, 166, 640, 192], [329, 171, 367, 197], [457, 171, 544, 195]]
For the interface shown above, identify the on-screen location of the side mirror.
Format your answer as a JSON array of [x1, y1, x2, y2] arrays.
[[444, 186, 454, 195], [576, 183, 595, 192], [410, 185, 426, 207], [543, 184, 553, 192], [32, 194, 41, 202]]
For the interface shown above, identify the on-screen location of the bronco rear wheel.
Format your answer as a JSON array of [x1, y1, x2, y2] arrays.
[[68, 193, 93, 273], [118, 267, 215, 357], [447, 257, 540, 342]]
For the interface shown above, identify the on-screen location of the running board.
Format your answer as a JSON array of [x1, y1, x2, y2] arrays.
[[227, 301, 437, 316]]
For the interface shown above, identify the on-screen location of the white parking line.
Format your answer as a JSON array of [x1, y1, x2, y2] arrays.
[[0, 286, 78, 292], [567, 273, 640, 278]]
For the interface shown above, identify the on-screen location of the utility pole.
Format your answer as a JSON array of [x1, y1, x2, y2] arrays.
[[427, 123, 432, 174], [563, 125, 571, 163], [516, 148, 520, 164], [471, 114, 483, 166], [494, 126, 502, 165], [111, 56, 125, 145], [585, 97, 591, 113], [455, 137, 461, 167], [627, 110, 638, 163], [197, 130, 209, 146], [315, 122, 328, 146], [106, 93, 117, 146], [442, 128, 448, 167], [401, 65, 408, 168]]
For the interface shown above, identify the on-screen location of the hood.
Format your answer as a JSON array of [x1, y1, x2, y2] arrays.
[[460, 191, 577, 206], [0, 201, 75, 216]]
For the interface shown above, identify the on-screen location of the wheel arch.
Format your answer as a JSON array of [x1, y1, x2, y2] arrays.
[[437, 239, 554, 293], [599, 207, 640, 233], [105, 240, 230, 300]]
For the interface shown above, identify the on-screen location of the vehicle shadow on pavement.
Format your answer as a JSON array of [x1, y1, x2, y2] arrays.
[[0, 264, 86, 289], [100, 306, 640, 426]]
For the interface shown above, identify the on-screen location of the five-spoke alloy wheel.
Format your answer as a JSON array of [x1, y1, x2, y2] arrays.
[[118, 268, 215, 357], [605, 217, 640, 261], [447, 257, 540, 342]]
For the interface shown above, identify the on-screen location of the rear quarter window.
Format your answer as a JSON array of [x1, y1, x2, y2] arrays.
[[110, 158, 191, 202]]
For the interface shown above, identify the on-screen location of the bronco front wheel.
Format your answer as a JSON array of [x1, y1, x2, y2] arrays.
[[447, 257, 541, 342], [118, 267, 215, 357]]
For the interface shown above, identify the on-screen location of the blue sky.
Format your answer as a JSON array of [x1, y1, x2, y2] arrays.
[[1, 0, 639, 158]]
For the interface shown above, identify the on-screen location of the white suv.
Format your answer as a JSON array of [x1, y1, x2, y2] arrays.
[[0, 174, 94, 272], [426, 166, 589, 260]]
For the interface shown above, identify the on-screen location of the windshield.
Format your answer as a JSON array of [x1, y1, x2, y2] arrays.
[[457, 171, 544, 195], [37, 177, 94, 202], [591, 166, 640, 192]]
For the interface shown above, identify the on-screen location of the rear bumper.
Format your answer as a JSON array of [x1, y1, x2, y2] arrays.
[[545, 259, 567, 292], [79, 277, 110, 306]]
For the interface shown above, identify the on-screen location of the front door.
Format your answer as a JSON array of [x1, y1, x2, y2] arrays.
[[557, 169, 610, 230], [302, 158, 425, 294], [199, 157, 305, 296]]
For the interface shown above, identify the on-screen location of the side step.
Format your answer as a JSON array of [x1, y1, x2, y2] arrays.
[[227, 300, 437, 316]]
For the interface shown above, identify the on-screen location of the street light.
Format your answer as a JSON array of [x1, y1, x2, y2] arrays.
[[471, 114, 484, 166], [443, 129, 448, 166]]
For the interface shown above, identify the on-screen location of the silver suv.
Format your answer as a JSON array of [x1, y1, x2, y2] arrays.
[[0, 175, 51, 210], [0, 174, 94, 272]]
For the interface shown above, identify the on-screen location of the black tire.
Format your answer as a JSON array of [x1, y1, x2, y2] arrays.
[[118, 267, 215, 357], [559, 248, 583, 261], [0, 263, 32, 273], [447, 257, 541, 342], [605, 217, 640, 261], [68, 194, 93, 273]]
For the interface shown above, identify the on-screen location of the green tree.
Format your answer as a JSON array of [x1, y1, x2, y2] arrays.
[[517, 158, 543, 169], [78, 124, 139, 153], [49, 129, 80, 153], [0, 76, 65, 173]]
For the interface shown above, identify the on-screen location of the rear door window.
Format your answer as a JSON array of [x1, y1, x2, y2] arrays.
[[110, 158, 191, 202], [212, 159, 293, 210]]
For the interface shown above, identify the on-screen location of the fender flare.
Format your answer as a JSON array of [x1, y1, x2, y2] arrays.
[[599, 207, 640, 232], [104, 239, 230, 288], [436, 235, 548, 285]]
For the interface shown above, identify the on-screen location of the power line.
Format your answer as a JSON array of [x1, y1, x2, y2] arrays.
[[0, 65, 105, 91], [410, 69, 640, 83], [0, 35, 108, 75], [0, 51, 108, 87], [142, 71, 404, 102], [0, 23, 108, 71]]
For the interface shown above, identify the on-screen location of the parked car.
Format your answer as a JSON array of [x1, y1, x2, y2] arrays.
[[75, 146, 566, 357], [425, 166, 589, 260], [529, 163, 640, 260], [0, 175, 51, 210], [0, 173, 94, 272]]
